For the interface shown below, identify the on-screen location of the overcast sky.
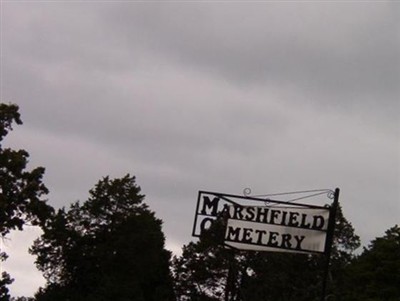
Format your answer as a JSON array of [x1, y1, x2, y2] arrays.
[[1, 1, 399, 297]]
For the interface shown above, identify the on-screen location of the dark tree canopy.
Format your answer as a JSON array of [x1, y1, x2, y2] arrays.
[[340, 225, 400, 301], [0, 103, 52, 236], [173, 203, 360, 301], [31, 175, 175, 301], [0, 103, 52, 300]]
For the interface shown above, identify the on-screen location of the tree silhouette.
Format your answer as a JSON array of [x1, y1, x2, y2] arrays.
[[31, 175, 175, 301], [0, 103, 52, 300], [340, 225, 400, 301]]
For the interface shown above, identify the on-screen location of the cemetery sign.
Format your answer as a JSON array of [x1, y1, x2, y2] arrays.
[[192, 191, 334, 255]]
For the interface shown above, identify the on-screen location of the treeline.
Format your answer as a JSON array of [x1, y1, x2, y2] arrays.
[[1, 103, 399, 301]]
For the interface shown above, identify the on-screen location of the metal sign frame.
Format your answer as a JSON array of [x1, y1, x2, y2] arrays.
[[192, 190, 336, 256]]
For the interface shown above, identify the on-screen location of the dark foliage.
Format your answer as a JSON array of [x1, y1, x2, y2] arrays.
[[0, 103, 52, 237], [0, 103, 52, 300], [339, 225, 400, 301], [31, 175, 175, 301]]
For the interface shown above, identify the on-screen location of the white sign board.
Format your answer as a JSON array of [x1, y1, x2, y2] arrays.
[[224, 206, 330, 254]]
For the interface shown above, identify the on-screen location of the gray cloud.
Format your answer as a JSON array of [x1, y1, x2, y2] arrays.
[[1, 1, 399, 297], [100, 3, 400, 105]]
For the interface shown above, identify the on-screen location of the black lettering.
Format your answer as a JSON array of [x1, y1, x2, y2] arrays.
[[312, 215, 325, 230], [226, 226, 241, 242], [220, 204, 231, 219], [300, 213, 311, 228], [267, 231, 279, 247], [245, 206, 255, 221], [200, 196, 220, 216], [200, 217, 214, 233], [256, 207, 269, 223], [280, 234, 292, 249], [280, 211, 288, 225], [255, 230, 267, 245], [288, 212, 300, 227], [294, 235, 306, 250], [242, 228, 253, 243], [270, 210, 281, 224], [233, 205, 244, 220]]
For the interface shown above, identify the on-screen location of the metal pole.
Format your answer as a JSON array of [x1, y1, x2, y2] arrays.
[[225, 249, 237, 301], [321, 188, 340, 301]]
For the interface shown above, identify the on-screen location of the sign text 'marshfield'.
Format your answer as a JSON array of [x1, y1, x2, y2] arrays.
[[192, 191, 332, 255]]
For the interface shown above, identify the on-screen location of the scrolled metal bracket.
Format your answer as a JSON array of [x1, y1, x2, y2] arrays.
[[243, 187, 252, 197], [327, 190, 335, 200]]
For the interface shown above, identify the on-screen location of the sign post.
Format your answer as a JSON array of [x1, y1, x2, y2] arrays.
[[320, 188, 340, 301]]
